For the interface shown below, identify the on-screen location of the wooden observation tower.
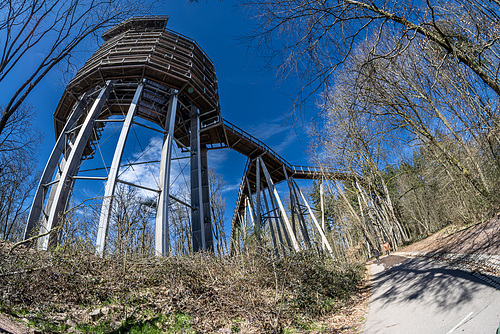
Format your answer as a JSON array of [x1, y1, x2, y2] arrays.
[[24, 16, 348, 256]]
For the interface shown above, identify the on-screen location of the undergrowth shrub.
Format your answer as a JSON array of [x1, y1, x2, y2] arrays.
[[0, 241, 365, 333]]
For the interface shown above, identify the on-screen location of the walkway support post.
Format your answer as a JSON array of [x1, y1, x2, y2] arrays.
[[261, 180, 279, 253], [155, 91, 178, 256], [320, 180, 326, 250], [265, 173, 291, 250], [40, 81, 113, 250], [24, 93, 88, 242], [96, 82, 143, 256], [295, 180, 334, 256], [284, 167, 311, 249], [258, 157, 300, 252]]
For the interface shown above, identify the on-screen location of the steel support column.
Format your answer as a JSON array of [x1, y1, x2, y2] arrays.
[[40, 82, 113, 250], [295, 180, 333, 255], [265, 180, 291, 250], [320, 180, 326, 250], [24, 93, 88, 241], [155, 91, 178, 256], [200, 144, 214, 251], [96, 82, 143, 256], [190, 105, 206, 252], [258, 157, 300, 252], [284, 167, 311, 249], [246, 195, 256, 227], [255, 158, 262, 226], [261, 181, 279, 252]]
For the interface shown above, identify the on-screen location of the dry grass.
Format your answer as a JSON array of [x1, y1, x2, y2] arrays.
[[0, 241, 365, 333]]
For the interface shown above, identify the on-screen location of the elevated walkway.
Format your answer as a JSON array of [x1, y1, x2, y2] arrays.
[[196, 118, 362, 247]]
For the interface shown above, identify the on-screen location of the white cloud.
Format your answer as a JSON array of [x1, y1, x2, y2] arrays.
[[118, 136, 190, 198], [273, 131, 298, 155], [207, 149, 229, 169], [221, 180, 241, 194], [244, 117, 291, 141]]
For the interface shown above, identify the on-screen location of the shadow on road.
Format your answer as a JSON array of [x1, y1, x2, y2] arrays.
[[371, 256, 499, 310]]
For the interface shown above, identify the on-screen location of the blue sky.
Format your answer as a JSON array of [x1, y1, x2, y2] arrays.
[[2, 1, 319, 241]]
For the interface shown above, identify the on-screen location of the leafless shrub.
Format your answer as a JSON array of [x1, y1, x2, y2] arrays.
[[0, 241, 364, 332]]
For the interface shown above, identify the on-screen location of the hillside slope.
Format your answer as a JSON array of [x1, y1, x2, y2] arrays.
[[401, 214, 500, 255]]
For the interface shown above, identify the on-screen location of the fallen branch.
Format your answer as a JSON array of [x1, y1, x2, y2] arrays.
[[9, 226, 62, 254], [0, 265, 51, 277]]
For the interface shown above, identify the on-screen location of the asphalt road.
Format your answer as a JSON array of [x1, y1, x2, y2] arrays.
[[363, 255, 500, 334]]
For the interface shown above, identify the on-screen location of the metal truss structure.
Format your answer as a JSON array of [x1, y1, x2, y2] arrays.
[[23, 16, 355, 256]]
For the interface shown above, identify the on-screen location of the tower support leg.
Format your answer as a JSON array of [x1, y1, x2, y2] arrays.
[[258, 157, 300, 252], [23, 94, 88, 241], [40, 82, 113, 250], [295, 179, 334, 256], [200, 145, 214, 251], [190, 105, 205, 252], [191, 105, 214, 253], [96, 82, 143, 256], [155, 92, 178, 256]]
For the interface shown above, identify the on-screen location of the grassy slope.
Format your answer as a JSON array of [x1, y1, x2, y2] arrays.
[[0, 243, 366, 333]]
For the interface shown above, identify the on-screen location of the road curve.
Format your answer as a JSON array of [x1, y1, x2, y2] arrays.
[[363, 255, 500, 334]]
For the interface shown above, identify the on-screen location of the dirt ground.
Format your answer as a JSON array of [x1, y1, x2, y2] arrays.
[[400, 214, 500, 255], [370, 255, 409, 269], [323, 280, 371, 333]]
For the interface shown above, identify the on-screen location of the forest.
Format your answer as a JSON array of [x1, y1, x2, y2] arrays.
[[1, 0, 500, 332], [241, 0, 500, 260]]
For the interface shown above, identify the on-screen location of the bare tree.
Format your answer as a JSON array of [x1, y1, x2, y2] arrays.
[[243, 0, 500, 105], [312, 28, 500, 246], [242, 0, 500, 255], [105, 185, 156, 256], [0, 0, 146, 135], [170, 187, 192, 255], [0, 105, 42, 241], [209, 168, 228, 256]]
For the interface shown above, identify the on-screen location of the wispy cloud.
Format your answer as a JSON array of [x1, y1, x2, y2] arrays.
[[118, 137, 190, 198], [244, 116, 292, 142], [273, 131, 297, 155], [221, 180, 241, 194], [207, 149, 229, 169]]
